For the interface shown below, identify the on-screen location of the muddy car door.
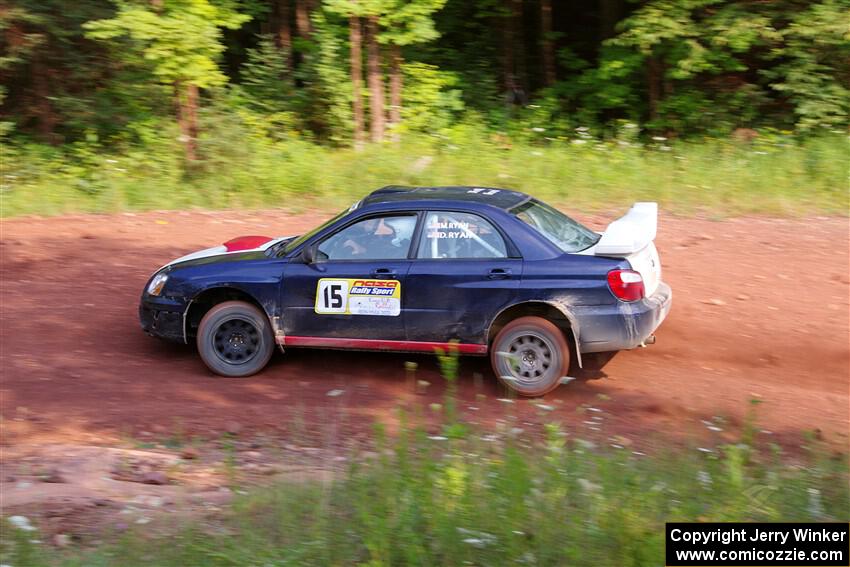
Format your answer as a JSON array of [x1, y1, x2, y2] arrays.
[[281, 213, 418, 342], [404, 210, 522, 346]]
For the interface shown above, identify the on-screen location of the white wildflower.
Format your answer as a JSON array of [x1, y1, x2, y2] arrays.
[[807, 488, 824, 517], [577, 478, 601, 493], [8, 516, 35, 531]]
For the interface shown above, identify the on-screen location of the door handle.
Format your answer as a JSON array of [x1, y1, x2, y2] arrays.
[[371, 268, 398, 278], [488, 268, 512, 280]]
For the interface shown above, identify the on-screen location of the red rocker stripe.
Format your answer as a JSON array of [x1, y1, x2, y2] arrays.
[[279, 336, 488, 354]]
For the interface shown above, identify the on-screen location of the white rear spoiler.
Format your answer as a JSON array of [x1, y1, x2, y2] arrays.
[[593, 202, 658, 255]]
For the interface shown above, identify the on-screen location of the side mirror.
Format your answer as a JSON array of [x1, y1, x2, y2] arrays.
[[301, 244, 316, 264]]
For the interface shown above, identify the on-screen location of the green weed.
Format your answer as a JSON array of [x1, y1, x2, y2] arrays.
[[2, 132, 847, 217]]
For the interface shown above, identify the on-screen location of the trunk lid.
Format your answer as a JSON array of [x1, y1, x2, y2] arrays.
[[580, 202, 663, 296]]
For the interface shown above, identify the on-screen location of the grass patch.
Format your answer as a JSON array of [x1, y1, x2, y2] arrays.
[[2, 132, 847, 217], [2, 408, 847, 566]]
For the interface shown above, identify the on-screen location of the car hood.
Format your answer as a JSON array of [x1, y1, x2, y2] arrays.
[[161, 235, 294, 271]]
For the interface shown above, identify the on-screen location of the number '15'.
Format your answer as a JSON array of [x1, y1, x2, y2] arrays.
[[324, 284, 343, 309]]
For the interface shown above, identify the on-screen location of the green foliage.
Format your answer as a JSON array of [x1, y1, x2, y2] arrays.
[[766, 0, 850, 130], [238, 35, 292, 115], [607, 0, 850, 133], [3, 0, 848, 146], [398, 62, 464, 134], [84, 0, 250, 89], [380, 0, 449, 47], [2, 129, 847, 217], [2, 408, 847, 566], [309, 8, 357, 143]]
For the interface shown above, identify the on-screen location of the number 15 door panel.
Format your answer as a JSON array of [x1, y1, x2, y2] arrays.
[[281, 261, 410, 340]]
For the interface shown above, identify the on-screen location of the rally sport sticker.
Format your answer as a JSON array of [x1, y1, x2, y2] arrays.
[[315, 278, 401, 316]]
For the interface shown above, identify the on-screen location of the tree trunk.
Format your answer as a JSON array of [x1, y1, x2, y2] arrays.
[[295, 0, 312, 38], [540, 0, 555, 87], [647, 56, 661, 122], [599, 0, 622, 42], [275, 0, 292, 69], [350, 15, 364, 149], [501, 0, 514, 96], [388, 43, 402, 141], [32, 54, 57, 144], [511, 0, 526, 94], [502, 0, 527, 104], [366, 15, 384, 143], [177, 82, 199, 162]]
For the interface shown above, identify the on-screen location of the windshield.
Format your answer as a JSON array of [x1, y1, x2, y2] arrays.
[[280, 208, 350, 255], [511, 199, 600, 253]]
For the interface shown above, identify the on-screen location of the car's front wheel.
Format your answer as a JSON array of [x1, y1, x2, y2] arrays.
[[197, 301, 274, 377], [490, 316, 570, 397]]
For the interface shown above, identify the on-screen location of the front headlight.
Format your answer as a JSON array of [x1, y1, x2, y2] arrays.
[[146, 272, 169, 296]]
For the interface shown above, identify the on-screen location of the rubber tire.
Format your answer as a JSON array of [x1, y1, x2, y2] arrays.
[[197, 301, 275, 377], [490, 316, 570, 397]]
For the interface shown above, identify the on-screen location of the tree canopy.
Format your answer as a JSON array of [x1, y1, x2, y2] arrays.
[[2, 0, 848, 155]]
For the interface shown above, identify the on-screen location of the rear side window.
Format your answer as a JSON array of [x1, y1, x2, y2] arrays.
[[511, 199, 600, 253], [417, 211, 507, 259]]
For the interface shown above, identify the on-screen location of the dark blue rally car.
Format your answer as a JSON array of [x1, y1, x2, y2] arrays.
[[140, 186, 672, 396]]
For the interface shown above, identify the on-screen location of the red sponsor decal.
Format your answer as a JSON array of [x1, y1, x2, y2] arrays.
[[223, 235, 273, 252], [352, 280, 398, 288]]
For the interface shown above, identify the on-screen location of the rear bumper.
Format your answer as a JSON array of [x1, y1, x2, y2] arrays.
[[139, 295, 187, 343], [574, 282, 672, 353]]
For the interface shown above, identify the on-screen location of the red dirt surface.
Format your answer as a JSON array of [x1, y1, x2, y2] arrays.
[[1, 209, 848, 452]]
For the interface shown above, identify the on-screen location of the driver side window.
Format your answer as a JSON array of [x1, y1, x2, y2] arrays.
[[318, 214, 416, 261]]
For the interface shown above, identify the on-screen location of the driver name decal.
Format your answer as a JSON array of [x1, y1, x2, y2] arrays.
[[315, 278, 401, 316]]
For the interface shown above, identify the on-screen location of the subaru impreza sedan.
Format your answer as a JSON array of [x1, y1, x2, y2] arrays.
[[140, 186, 671, 396]]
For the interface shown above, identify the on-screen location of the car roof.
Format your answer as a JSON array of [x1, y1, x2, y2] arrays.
[[362, 185, 530, 210]]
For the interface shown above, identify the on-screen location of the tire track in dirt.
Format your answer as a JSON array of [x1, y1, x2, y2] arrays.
[[1, 210, 848, 452]]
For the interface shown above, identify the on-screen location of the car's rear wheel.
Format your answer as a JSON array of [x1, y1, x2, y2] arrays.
[[490, 316, 570, 397], [197, 301, 274, 377]]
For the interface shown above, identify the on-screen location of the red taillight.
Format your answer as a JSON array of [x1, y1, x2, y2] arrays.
[[607, 269, 645, 302]]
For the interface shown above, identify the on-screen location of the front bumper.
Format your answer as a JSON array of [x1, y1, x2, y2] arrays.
[[574, 282, 672, 354], [140, 295, 188, 343]]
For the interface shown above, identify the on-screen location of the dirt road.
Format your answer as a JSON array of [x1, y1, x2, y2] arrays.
[[1, 209, 848, 451]]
